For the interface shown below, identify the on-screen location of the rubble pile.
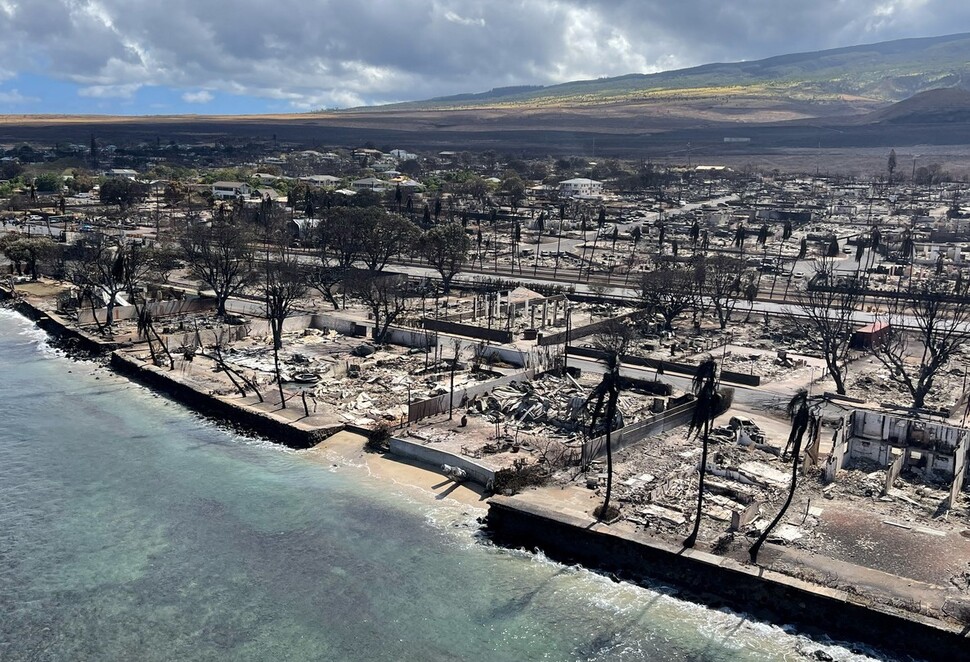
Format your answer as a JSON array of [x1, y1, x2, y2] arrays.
[[560, 415, 807, 540], [850, 354, 969, 412], [464, 372, 667, 440], [212, 329, 494, 425]]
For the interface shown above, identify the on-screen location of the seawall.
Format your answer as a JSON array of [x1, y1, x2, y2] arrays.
[[109, 352, 341, 449], [1, 288, 113, 355], [388, 436, 496, 489], [487, 495, 968, 662]]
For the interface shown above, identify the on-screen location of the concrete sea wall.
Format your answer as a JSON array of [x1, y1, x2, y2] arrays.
[[388, 437, 495, 489], [109, 353, 341, 449], [487, 496, 968, 662]]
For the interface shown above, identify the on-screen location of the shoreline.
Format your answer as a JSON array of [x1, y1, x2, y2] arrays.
[[3, 286, 967, 660], [304, 429, 489, 508]]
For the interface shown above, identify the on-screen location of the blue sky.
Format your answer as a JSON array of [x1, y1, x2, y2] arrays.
[[0, 0, 968, 116], [0, 74, 281, 115]]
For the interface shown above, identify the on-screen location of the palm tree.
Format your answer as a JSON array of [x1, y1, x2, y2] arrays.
[[749, 390, 811, 563], [586, 323, 631, 521], [684, 358, 722, 548], [586, 354, 621, 521]]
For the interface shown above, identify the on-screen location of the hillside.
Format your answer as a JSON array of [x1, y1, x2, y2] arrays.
[[373, 32, 970, 113], [867, 87, 970, 123]]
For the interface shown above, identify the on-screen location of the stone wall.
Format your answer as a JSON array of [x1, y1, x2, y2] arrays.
[[487, 496, 968, 662]]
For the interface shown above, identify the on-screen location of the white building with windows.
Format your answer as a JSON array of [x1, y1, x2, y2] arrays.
[[211, 181, 251, 199], [558, 178, 603, 198]]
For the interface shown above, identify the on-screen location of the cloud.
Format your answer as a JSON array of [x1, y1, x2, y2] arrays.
[[0, 1, 966, 111], [182, 89, 213, 104], [77, 83, 141, 98], [0, 88, 38, 104]]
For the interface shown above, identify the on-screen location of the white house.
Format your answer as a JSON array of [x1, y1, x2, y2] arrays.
[[558, 178, 603, 198], [301, 174, 342, 187], [351, 177, 387, 192], [389, 149, 418, 161], [212, 181, 251, 199]]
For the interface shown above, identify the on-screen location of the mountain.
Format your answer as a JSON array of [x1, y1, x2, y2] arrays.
[[376, 32, 970, 113], [866, 87, 970, 123], [3, 35, 970, 159]]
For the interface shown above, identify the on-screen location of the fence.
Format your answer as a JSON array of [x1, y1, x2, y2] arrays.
[[422, 318, 513, 344], [407, 368, 536, 423], [581, 399, 697, 466], [538, 309, 647, 346], [566, 346, 762, 387], [79, 297, 211, 325]]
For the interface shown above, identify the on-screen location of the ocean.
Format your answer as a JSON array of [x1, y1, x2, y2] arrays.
[[0, 309, 882, 661]]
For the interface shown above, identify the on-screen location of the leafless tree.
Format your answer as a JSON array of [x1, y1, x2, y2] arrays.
[[586, 319, 636, 521], [348, 270, 413, 344], [784, 258, 862, 395], [874, 276, 970, 409], [64, 233, 131, 331], [684, 357, 724, 548], [699, 254, 746, 330], [179, 219, 259, 317], [638, 261, 698, 331], [750, 390, 812, 563], [259, 223, 308, 408]]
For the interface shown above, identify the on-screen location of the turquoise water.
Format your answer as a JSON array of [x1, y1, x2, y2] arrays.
[[0, 310, 882, 661]]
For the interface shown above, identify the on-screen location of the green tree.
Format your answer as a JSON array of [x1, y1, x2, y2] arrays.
[[33, 173, 63, 193], [358, 210, 420, 272], [99, 178, 147, 210], [1, 235, 55, 280]]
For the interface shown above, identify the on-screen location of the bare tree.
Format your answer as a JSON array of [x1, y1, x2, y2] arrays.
[[638, 262, 698, 331], [784, 259, 862, 395], [65, 234, 130, 331], [749, 390, 812, 563], [421, 221, 470, 293], [874, 276, 970, 409], [260, 233, 307, 409], [180, 220, 259, 317], [348, 271, 413, 344], [700, 254, 746, 330], [684, 358, 724, 548]]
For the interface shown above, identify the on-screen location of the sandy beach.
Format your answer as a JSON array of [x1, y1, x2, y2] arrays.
[[305, 430, 490, 508]]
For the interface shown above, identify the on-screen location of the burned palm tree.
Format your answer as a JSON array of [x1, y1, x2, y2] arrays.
[[749, 389, 811, 563], [586, 321, 632, 521], [684, 358, 722, 548], [733, 222, 746, 253]]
